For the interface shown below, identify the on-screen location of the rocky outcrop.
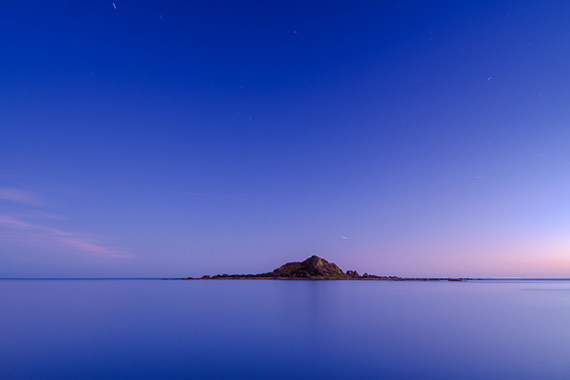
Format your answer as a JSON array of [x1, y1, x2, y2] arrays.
[[346, 270, 359, 278], [268, 255, 347, 278]]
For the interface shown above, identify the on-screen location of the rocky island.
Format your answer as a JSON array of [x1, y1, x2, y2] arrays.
[[178, 255, 467, 281]]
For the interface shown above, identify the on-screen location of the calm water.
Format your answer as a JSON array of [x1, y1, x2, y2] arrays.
[[1, 279, 570, 379]]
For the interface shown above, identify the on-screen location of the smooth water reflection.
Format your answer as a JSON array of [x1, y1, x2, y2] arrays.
[[1, 279, 570, 379]]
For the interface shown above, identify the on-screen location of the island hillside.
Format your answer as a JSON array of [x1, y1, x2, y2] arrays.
[[180, 255, 466, 281]]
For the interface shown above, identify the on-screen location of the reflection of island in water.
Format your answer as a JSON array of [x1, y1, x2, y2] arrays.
[[180, 255, 467, 281]]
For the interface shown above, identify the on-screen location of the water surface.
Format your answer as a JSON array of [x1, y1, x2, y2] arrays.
[[1, 279, 569, 379]]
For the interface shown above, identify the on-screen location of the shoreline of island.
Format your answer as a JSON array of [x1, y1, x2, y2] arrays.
[[169, 276, 471, 281], [170, 255, 472, 282]]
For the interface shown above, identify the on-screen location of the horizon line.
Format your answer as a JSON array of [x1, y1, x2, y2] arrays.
[[2, 277, 570, 281]]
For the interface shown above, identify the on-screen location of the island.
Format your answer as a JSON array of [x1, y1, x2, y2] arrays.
[[175, 255, 468, 281]]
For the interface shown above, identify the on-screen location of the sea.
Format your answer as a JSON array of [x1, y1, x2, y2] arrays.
[[1, 278, 569, 379]]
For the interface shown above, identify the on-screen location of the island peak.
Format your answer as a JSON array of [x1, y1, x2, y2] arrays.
[[271, 255, 346, 279]]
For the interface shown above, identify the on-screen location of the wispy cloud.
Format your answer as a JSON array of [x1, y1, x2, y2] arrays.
[[0, 214, 130, 259], [0, 185, 130, 259], [0, 214, 34, 228], [56, 236, 130, 258], [0, 187, 41, 205]]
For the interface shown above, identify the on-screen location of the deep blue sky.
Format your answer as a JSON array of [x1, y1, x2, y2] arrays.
[[1, 1, 569, 277]]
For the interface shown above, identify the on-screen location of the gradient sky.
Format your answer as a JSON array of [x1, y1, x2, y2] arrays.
[[1, 0, 569, 278]]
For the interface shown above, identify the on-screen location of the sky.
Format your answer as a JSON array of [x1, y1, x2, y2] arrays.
[[1, 0, 569, 278]]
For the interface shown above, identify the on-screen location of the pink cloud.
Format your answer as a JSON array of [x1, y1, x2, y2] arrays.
[[0, 213, 130, 259], [0, 187, 41, 205], [57, 237, 130, 259], [0, 215, 33, 228]]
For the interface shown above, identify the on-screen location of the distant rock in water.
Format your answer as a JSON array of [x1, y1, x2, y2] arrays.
[[269, 255, 347, 279], [346, 270, 360, 278]]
